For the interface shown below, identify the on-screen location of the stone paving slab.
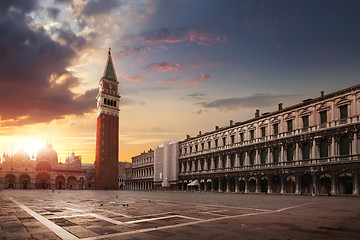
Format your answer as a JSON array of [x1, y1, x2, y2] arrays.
[[1, 190, 360, 239]]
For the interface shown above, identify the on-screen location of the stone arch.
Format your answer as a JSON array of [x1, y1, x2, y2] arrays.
[[80, 177, 85, 190], [248, 177, 256, 193], [36, 172, 50, 189], [239, 178, 246, 193], [200, 179, 205, 191], [19, 174, 31, 189], [55, 175, 66, 189], [67, 176, 77, 190], [5, 174, 16, 189], [36, 161, 51, 171], [272, 175, 281, 193], [286, 175, 296, 193], [338, 172, 353, 194], [319, 173, 332, 195], [206, 179, 212, 191], [301, 173, 312, 195], [260, 176, 268, 193]]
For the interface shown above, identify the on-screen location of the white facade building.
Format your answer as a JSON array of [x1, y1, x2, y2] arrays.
[[154, 140, 179, 189]]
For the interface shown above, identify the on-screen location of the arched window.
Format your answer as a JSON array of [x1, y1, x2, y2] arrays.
[[114, 101, 116, 107], [287, 145, 294, 161], [104, 98, 106, 104], [110, 100, 113, 106], [107, 99, 110, 105], [302, 142, 311, 160]]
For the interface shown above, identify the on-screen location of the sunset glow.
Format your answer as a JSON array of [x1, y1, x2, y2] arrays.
[[1, 1, 360, 164]]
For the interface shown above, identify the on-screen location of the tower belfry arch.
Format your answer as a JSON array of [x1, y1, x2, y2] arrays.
[[94, 48, 120, 190]]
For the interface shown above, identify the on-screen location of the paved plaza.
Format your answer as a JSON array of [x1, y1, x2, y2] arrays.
[[0, 190, 359, 240]]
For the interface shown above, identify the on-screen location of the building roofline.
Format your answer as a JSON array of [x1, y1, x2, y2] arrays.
[[180, 83, 360, 143]]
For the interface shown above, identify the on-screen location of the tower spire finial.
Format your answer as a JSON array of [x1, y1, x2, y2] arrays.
[[108, 47, 111, 54]]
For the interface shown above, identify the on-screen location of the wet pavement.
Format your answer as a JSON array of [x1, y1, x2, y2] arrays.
[[0, 190, 359, 239]]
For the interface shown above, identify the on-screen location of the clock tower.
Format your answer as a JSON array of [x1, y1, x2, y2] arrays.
[[94, 48, 120, 190]]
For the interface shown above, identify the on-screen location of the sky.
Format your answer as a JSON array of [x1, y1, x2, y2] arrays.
[[0, 0, 360, 163]]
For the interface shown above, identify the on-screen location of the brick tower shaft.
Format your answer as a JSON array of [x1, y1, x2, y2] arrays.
[[94, 49, 120, 190]]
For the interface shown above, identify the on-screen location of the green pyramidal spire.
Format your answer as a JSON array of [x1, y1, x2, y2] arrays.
[[103, 48, 117, 81]]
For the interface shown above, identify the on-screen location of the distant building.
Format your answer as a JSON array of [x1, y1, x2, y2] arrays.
[[153, 141, 179, 189], [125, 149, 154, 190], [94, 49, 120, 190], [82, 163, 95, 189], [0, 143, 86, 190], [118, 161, 131, 189], [178, 85, 360, 195]]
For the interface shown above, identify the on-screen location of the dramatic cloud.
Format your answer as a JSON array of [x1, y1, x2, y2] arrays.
[[82, 0, 121, 16], [196, 93, 299, 111], [55, 28, 88, 50], [145, 62, 181, 72], [0, 3, 97, 126], [183, 73, 210, 86], [47, 7, 60, 20]]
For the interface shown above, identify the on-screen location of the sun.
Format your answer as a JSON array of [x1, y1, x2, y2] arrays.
[[21, 140, 44, 158]]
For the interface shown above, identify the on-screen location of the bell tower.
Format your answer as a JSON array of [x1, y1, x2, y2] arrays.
[[94, 48, 120, 190]]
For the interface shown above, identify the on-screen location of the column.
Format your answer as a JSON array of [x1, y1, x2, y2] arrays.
[[295, 143, 299, 163], [245, 177, 249, 193], [204, 159, 208, 170], [255, 177, 260, 193], [353, 132, 358, 155], [186, 162, 190, 172], [267, 148, 271, 165], [354, 170, 359, 195], [226, 178, 230, 192], [211, 179, 215, 191], [197, 160, 202, 172], [255, 149, 259, 165], [218, 156, 223, 169], [280, 145, 284, 163], [312, 172, 317, 196], [312, 139, 316, 161], [226, 155, 230, 169], [211, 157, 215, 170], [331, 136, 335, 159], [280, 174, 285, 194], [245, 152, 249, 166], [235, 178, 239, 193], [181, 163, 184, 173], [191, 160, 196, 172], [295, 173, 300, 194], [267, 177, 272, 194], [204, 181, 208, 191], [218, 178, 222, 192], [235, 153, 240, 167]]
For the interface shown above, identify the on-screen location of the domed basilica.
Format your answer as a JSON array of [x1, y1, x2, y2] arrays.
[[0, 143, 86, 189]]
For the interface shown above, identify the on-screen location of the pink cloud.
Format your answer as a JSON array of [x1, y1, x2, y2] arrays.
[[276, 44, 283, 49], [183, 73, 210, 87], [146, 62, 181, 72], [157, 80, 177, 85], [124, 73, 142, 83]]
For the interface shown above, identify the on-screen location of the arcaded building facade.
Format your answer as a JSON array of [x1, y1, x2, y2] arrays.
[[178, 85, 360, 195], [125, 150, 154, 190], [0, 144, 86, 190]]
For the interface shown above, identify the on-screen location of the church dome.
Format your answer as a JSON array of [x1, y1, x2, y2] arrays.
[[13, 148, 30, 161], [36, 143, 58, 163]]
